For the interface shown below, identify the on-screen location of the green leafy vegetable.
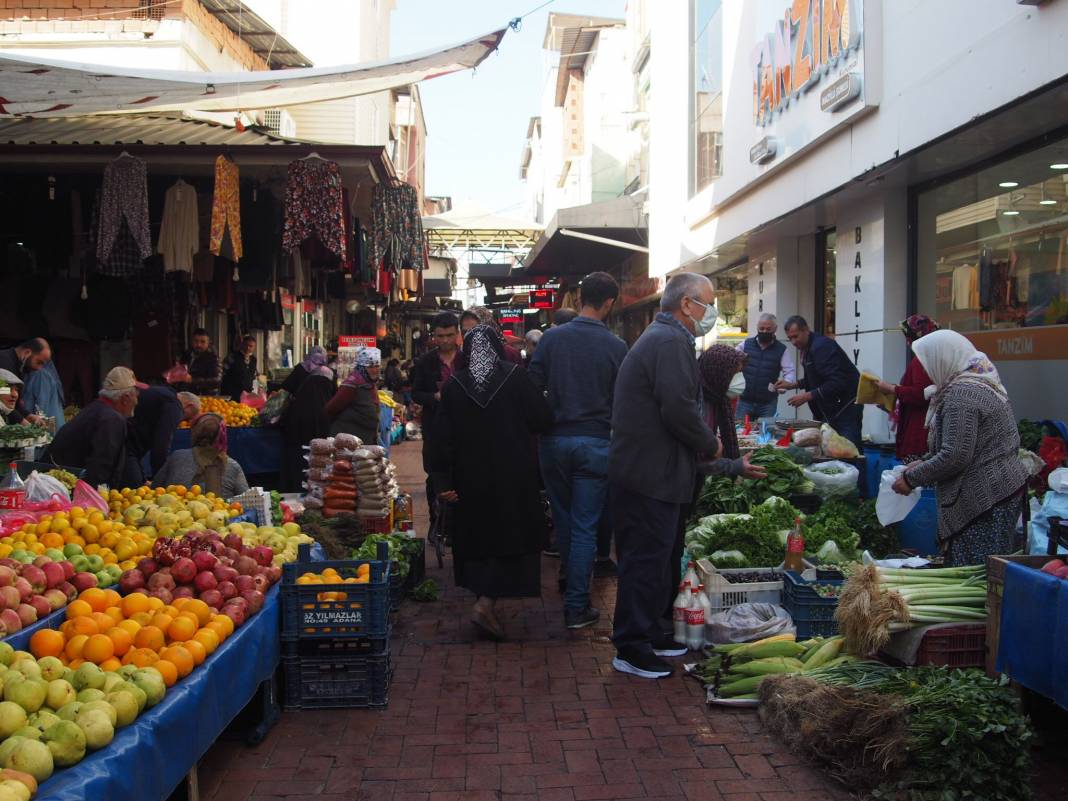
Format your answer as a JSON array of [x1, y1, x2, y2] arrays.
[[411, 579, 439, 602], [747, 447, 816, 501], [694, 474, 754, 517]]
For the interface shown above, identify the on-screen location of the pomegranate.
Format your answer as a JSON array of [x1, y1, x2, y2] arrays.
[[234, 556, 257, 576], [147, 587, 173, 604], [222, 601, 247, 628], [146, 572, 175, 592], [233, 575, 255, 594], [118, 569, 146, 595], [199, 589, 223, 609], [223, 534, 244, 551], [136, 558, 159, 579], [194, 571, 217, 593], [240, 589, 265, 614], [250, 546, 274, 567], [251, 574, 270, 594], [264, 566, 283, 585], [213, 565, 238, 584], [171, 557, 197, 585], [192, 551, 218, 573], [217, 581, 237, 601], [172, 586, 194, 600]]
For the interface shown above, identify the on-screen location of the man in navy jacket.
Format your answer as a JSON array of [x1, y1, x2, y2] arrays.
[[775, 316, 863, 449]]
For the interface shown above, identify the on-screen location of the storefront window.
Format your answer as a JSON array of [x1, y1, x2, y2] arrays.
[[817, 229, 837, 336], [692, 0, 724, 195], [917, 137, 1068, 332]]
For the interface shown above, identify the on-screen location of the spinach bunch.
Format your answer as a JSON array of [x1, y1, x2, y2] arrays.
[[685, 512, 784, 568], [747, 447, 816, 501], [694, 474, 753, 517]]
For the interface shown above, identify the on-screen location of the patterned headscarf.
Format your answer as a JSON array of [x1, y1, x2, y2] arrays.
[[452, 324, 515, 408], [463, 306, 500, 332], [190, 413, 228, 496], [698, 345, 746, 460], [900, 314, 939, 341], [300, 346, 328, 373], [355, 346, 381, 383], [912, 329, 1008, 428]]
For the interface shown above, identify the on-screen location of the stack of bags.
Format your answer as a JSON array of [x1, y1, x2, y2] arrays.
[[322, 434, 363, 519], [352, 446, 398, 521], [302, 438, 335, 511]]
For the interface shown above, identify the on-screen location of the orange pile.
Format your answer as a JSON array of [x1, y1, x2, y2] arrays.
[[295, 564, 370, 601], [28, 588, 235, 688]]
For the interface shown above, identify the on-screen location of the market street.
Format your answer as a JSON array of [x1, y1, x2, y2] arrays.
[[196, 440, 853, 801]]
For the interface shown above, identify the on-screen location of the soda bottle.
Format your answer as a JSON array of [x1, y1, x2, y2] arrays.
[[696, 584, 714, 647], [673, 582, 691, 645], [784, 517, 805, 572], [0, 465, 25, 511], [683, 560, 699, 589], [685, 589, 705, 651]]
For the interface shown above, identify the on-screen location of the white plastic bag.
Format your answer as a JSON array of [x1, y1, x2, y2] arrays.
[[875, 466, 921, 526], [802, 460, 860, 499], [1029, 467, 1068, 555], [704, 602, 795, 645], [24, 470, 70, 502]]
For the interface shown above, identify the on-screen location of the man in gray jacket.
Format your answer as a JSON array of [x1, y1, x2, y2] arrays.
[[609, 273, 721, 679]]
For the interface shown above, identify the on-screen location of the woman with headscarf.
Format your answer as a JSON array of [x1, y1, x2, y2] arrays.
[[893, 330, 1028, 566], [0, 369, 25, 423], [877, 315, 939, 463], [279, 364, 335, 492], [460, 306, 524, 366], [154, 414, 249, 496], [326, 347, 382, 446], [429, 324, 552, 639], [280, 346, 328, 397]]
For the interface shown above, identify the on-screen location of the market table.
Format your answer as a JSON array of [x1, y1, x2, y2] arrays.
[[995, 561, 1068, 710], [32, 585, 282, 801], [170, 426, 282, 476]]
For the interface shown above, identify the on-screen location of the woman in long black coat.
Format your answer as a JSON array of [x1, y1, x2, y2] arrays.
[[429, 324, 552, 639], [279, 365, 335, 493]]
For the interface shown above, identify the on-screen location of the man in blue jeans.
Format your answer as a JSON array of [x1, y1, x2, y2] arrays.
[[529, 272, 627, 630]]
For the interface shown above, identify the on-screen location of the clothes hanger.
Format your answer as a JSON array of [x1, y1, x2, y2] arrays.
[[300, 151, 324, 161]]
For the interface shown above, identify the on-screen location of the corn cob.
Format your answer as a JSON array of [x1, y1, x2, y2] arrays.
[[718, 675, 767, 697], [732, 640, 807, 660], [728, 657, 804, 677], [803, 636, 844, 669]]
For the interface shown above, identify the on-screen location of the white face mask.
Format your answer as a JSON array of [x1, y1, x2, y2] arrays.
[[726, 372, 746, 399], [687, 298, 718, 337]]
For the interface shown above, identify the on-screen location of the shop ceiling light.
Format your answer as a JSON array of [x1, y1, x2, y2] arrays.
[[998, 181, 1019, 188], [1002, 210, 1021, 216], [1051, 163, 1068, 170]]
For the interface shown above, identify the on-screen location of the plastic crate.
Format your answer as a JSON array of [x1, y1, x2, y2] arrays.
[[783, 570, 842, 638], [914, 624, 987, 668], [282, 651, 391, 710], [281, 542, 391, 640], [282, 632, 390, 659], [695, 559, 783, 613], [359, 514, 392, 535]]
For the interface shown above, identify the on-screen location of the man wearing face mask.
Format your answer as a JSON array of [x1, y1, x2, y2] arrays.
[[734, 313, 794, 421], [607, 273, 722, 679]]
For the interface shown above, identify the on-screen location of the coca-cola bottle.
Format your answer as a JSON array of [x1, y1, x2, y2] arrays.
[[685, 589, 706, 651], [673, 582, 691, 645], [696, 583, 713, 647], [683, 560, 699, 588], [784, 517, 805, 572], [0, 465, 25, 511]]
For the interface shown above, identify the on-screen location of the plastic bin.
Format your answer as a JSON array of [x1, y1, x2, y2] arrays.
[[782, 570, 842, 638], [914, 624, 986, 668], [898, 488, 938, 554], [695, 559, 783, 613], [281, 542, 391, 640], [282, 650, 391, 710]]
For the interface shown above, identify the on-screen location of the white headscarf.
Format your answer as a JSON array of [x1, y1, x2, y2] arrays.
[[911, 329, 1007, 426]]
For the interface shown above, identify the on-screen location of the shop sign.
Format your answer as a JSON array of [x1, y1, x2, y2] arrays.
[[749, 136, 777, 164], [529, 289, 556, 309], [820, 72, 862, 112], [965, 326, 1068, 362], [338, 335, 377, 349], [751, 0, 863, 128], [499, 310, 522, 324]]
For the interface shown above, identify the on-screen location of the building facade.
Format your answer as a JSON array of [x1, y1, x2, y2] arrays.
[[650, 0, 1068, 431]]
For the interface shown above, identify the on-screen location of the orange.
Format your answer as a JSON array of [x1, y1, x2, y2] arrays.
[[103, 589, 121, 609], [184, 599, 212, 626], [29, 629, 65, 659], [92, 613, 115, 633], [105, 607, 124, 624], [67, 658, 85, 670], [153, 659, 178, 687], [160, 645, 194, 678], [177, 610, 200, 627], [64, 634, 89, 662], [83, 634, 115, 665], [106, 627, 133, 657], [150, 613, 174, 636], [206, 622, 230, 642], [130, 612, 153, 628], [60, 620, 76, 639], [66, 599, 92, 619], [121, 593, 151, 618], [171, 597, 190, 610], [127, 648, 159, 668], [69, 616, 100, 638], [182, 638, 207, 666], [134, 626, 165, 652], [145, 596, 164, 612], [162, 605, 180, 619], [117, 619, 141, 636], [80, 588, 108, 613], [99, 657, 122, 673], [167, 616, 196, 643], [210, 614, 235, 638], [193, 628, 220, 654]]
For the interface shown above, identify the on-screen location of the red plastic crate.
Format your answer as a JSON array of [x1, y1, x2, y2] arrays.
[[915, 623, 986, 668]]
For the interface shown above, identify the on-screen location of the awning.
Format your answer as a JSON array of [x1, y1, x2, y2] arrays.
[[520, 194, 648, 278], [0, 27, 506, 117], [423, 202, 542, 251]]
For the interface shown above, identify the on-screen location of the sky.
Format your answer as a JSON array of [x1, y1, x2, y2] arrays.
[[390, 0, 626, 217]]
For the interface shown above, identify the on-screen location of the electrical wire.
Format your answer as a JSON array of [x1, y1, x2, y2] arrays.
[[509, 0, 557, 33]]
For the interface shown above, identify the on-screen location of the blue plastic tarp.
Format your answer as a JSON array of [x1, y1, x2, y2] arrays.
[[3, 605, 68, 652], [36, 585, 281, 801], [170, 427, 283, 476], [996, 561, 1068, 711]]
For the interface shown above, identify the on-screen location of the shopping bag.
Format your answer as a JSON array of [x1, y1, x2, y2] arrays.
[[240, 390, 266, 410], [24, 471, 71, 503], [163, 362, 192, 385], [802, 460, 860, 499], [1029, 467, 1068, 555], [875, 466, 921, 526], [72, 480, 109, 514]]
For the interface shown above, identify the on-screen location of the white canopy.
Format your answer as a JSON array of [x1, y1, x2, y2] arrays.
[[0, 27, 506, 118]]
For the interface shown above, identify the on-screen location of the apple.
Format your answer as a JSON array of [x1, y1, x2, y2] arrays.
[[0, 587, 20, 611], [13, 579, 32, 603], [70, 573, 97, 593], [27, 596, 51, 620], [0, 566, 15, 588]]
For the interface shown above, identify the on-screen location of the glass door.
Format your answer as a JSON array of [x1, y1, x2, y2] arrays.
[[816, 228, 837, 336]]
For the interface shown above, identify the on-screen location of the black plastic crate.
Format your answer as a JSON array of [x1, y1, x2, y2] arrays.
[[282, 651, 392, 710], [282, 633, 390, 659], [281, 542, 391, 640], [783, 570, 842, 639]]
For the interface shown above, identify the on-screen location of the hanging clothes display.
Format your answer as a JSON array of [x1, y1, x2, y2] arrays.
[[97, 153, 152, 267], [158, 178, 199, 272], [88, 191, 145, 277], [368, 181, 425, 274], [209, 155, 243, 261], [282, 156, 347, 258], [240, 186, 282, 292]]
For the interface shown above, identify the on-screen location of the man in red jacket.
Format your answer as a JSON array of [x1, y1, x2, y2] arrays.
[[878, 315, 939, 463]]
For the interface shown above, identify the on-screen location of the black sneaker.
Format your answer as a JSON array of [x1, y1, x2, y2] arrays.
[[565, 606, 600, 629], [612, 648, 674, 679], [651, 633, 688, 658], [593, 558, 618, 578]]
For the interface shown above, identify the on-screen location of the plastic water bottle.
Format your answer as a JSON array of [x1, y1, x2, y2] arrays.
[[683, 560, 699, 589], [685, 589, 706, 651], [673, 582, 691, 645], [696, 583, 713, 646]]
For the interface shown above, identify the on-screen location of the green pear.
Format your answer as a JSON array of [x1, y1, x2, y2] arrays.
[[42, 720, 86, 767], [55, 702, 83, 722], [74, 710, 113, 751], [104, 691, 138, 727], [36, 658, 65, 683], [78, 701, 116, 728]]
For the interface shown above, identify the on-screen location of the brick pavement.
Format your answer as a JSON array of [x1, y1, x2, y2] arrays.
[[197, 441, 1064, 801]]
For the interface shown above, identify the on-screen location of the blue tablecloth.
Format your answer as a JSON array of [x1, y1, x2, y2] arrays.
[[996, 561, 1068, 710], [170, 427, 282, 475], [37, 585, 282, 801], [3, 605, 68, 652]]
